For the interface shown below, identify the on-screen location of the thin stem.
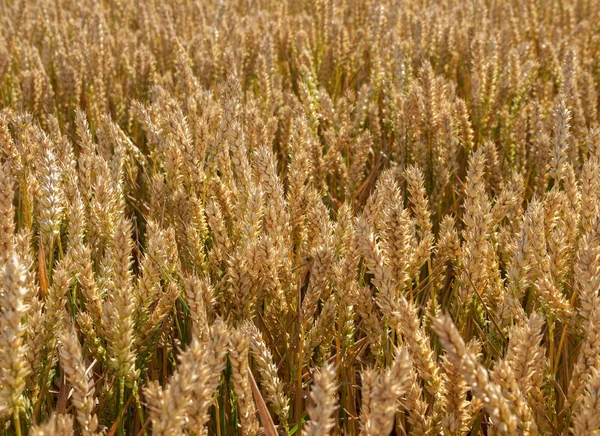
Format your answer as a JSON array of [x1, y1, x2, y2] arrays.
[[133, 382, 146, 436], [33, 360, 53, 424], [215, 398, 221, 436], [48, 238, 55, 283], [56, 232, 63, 261], [118, 377, 125, 436], [13, 406, 22, 436]]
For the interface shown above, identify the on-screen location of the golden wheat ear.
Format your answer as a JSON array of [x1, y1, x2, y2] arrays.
[[30, 414, 75, 436], [303, 363, 338, 436], [58, 326, 98, 436]]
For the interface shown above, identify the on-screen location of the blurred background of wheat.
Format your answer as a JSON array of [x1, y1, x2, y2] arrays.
[[0, 0, 600, 434]]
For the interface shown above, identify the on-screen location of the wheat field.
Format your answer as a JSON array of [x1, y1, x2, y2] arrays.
[[0, 0, 600, 434]]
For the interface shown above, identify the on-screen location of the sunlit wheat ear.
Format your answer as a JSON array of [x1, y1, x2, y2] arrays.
[[188, 319, 230, 431], [0, 254, 33, 418], [65, 194, 102, 327], [571, 367, 600, 435], [402, 364, 433, 435], [256, 234, 289, 316], [355, 284, 384, 351], [0, 163, 15, 264], [44, 260, 72, 342], [135, 282, 180, 362], [457, 148, 495, 306], [135, 220, 167, 326], [24, 295, 43, 393], [436, 214, 460, 263], [242, 321, 290, 426], [229, 329, 260, 436], [390, 298, 441, 396], [36, 143, 65, 258], [205, 198, 231, 271], [71, 240, 104, 338], [491, 360, 537, 434], [570, 304, 600, 413], [359, 368, 377, 434], [301, 242, 335, 325], [88, 155, 121, 246], [404, 165, 434, 277], [355, 213, 396, 318], [588, 127, 600, 161], [547, 99, 572, 182], [145, 339, 205, 436], [360, 347, 412, 436], [500, 213, 533, 324], [58, 327, 98, 436], [574, 216, 600, 325], [378, 200, 412, 286], [433, 314, 518, 434], [492, 171, 525, 227], [184, 275, 211, 340], [30, 414, 75, 436], [571, 220, 600, 404], [254, 140, 291, 241], [303, 296, 338, 366], [102, 218, 138, 384], [505, 312, 546, 400], [438, 339, 481, 435], [579, 157, 600, 233], [303, 363, 337, 436]]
